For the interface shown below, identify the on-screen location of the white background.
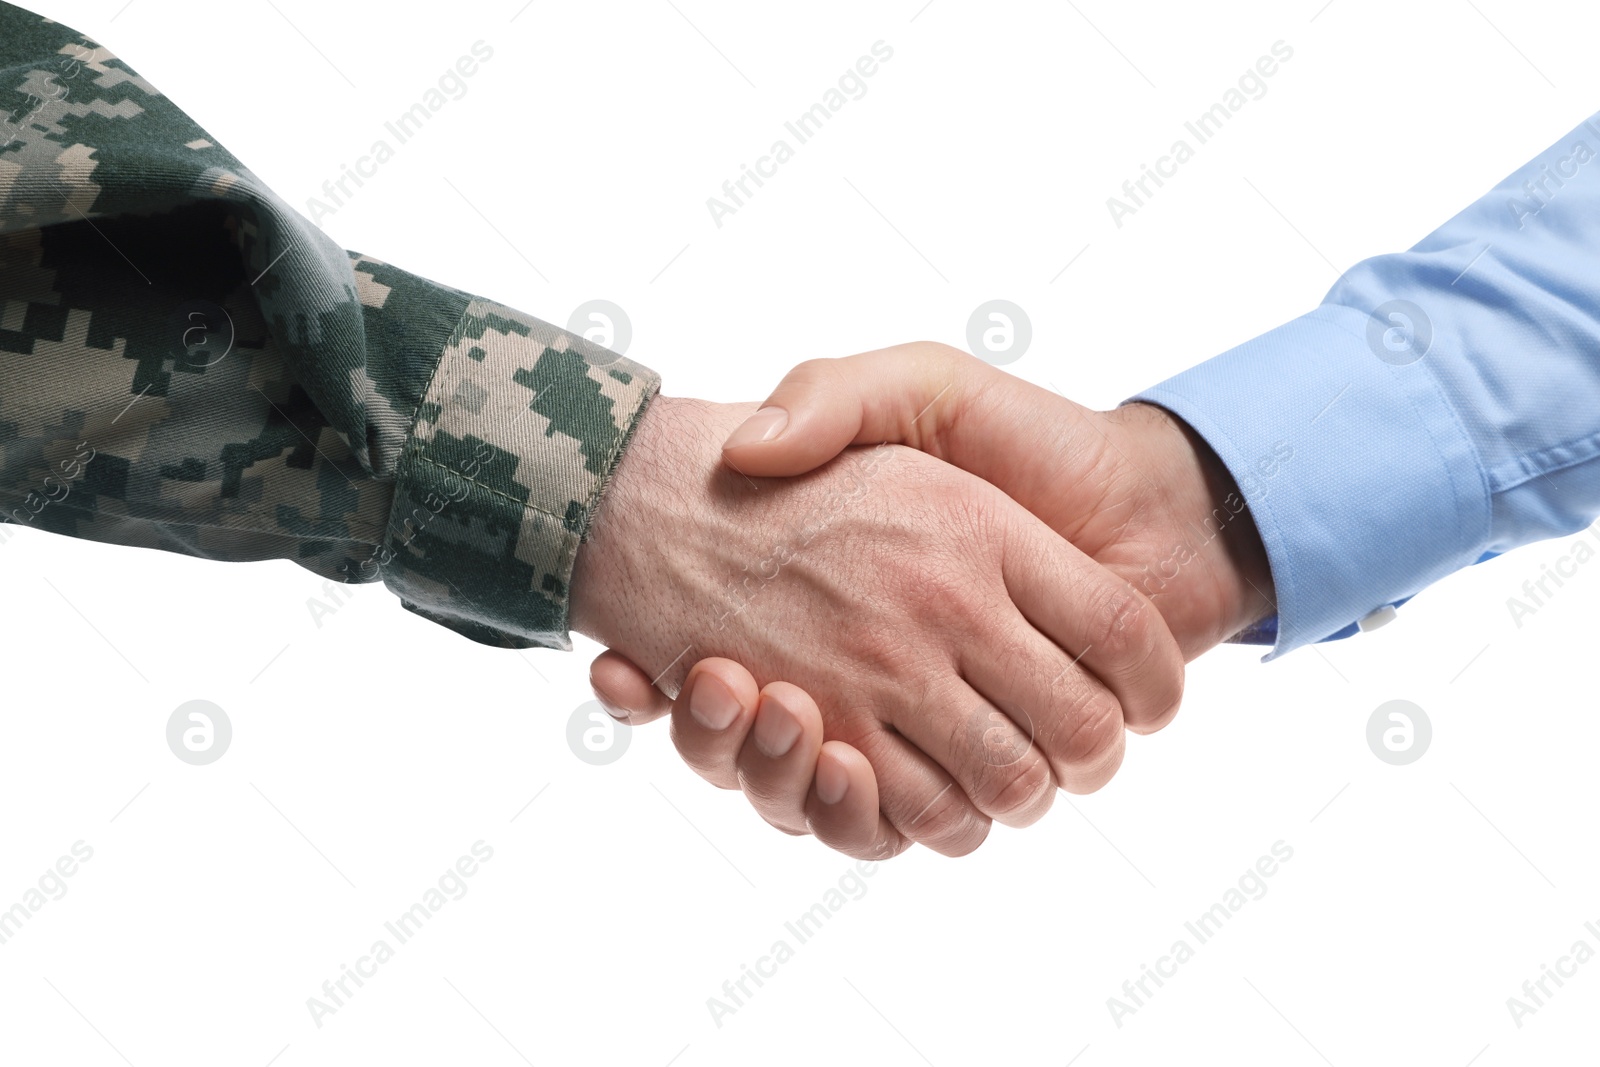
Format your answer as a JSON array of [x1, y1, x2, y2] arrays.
[[3, 0, 1599, 1063]]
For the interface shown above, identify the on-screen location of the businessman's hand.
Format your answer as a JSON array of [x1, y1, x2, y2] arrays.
[[589, 343, 1274, 856], [569, 391, 1185, 857], [713, 342, 1276, 657]]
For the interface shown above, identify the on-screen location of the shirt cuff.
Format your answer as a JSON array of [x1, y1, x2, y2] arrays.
[[378, 298, 659, 650], [1127, 304, 1490, 660]]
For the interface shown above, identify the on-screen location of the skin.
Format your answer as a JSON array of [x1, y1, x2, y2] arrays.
[[589, 342, 1275, 860], [567, 390, 1185, 857]]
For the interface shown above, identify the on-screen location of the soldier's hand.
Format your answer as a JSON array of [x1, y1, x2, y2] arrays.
[[568, 393, 1184, 856], [592, 652, 898, 858]]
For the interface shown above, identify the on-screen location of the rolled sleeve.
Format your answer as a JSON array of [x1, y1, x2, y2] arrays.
[[380, 300, 659, 650]]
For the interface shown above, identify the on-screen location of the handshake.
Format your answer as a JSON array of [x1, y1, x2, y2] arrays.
[[568, 342, 1275, 860]]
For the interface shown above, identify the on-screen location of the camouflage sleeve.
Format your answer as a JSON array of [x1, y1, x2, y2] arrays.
[[0, 3, 658, 650]]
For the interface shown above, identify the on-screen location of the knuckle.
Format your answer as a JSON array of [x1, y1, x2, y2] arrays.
[[788, 356, 842, 388], [903, 784, 987, 853], [970, 751, 1055, 823], [1127, 661, 1186, 735], [1085, 584, 1155, 666], [932, 814, 992, 857], [1064, 731, 1125, 794], [898, 554, 974, 625], [831, 702, 900, 754], [912, 340, 971, 368], [852, 626, 920, 681], [737, 769, 792, 809], [1043, 692, 1125, 772]]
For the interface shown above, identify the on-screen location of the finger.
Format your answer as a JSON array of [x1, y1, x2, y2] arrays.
[[719, 343, 1099, 495], [1002, 517, 1185, 734], [805, 741, 911, 861], [962, 632, 1127, 796], [734, 682, 828, 834], [720, 343, 984, 476], [589, 648, 672, 725], [850, 725, 992, 857], [668, 659, 762, 790], [884, 676, 1058, 827]]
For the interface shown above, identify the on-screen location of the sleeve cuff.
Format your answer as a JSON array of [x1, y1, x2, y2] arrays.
[[1127, 304, 1490, 660], [378, 298, 660, 650]]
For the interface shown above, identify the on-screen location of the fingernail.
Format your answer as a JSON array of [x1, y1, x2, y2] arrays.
[[752, 695, 802, 759], [689, 674, 741, 731], [599, 699, 629, 723], [816, 757, 849, 805], [723, 406, 788, 450]]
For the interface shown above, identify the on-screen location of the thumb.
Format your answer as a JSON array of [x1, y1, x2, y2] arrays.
[[721, 342, 988, 477], [589, 648, 672, 724]]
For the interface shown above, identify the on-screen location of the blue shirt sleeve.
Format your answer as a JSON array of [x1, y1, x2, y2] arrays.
[[1128, 109, 1600, 660]]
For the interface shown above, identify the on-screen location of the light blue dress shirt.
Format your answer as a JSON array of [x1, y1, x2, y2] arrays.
[[1131, 110, 1600, 660]]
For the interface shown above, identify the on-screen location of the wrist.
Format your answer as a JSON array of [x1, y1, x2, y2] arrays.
[[1108, 402, 1276, 656], [567, 394, 759, 690], [568, 392, 691, 645]]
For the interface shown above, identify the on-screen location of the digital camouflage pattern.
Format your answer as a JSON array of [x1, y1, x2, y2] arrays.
[[0, 2, 658, 649]]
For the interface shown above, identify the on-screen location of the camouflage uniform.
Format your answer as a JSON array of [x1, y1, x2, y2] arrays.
[[0, 3, 659, 649]]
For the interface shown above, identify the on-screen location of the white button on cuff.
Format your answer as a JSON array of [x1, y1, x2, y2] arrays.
[[1357, 604, 1398, 632]]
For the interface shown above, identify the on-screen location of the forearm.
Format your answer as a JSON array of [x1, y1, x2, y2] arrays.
[[0, 2, 660, 651]]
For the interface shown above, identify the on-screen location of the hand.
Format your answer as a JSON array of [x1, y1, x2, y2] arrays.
[[715, 342, 1275, 655], [568, 392, 1185, 857], [590, 343, 1275, 854], [593, 655, 899, 859]]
